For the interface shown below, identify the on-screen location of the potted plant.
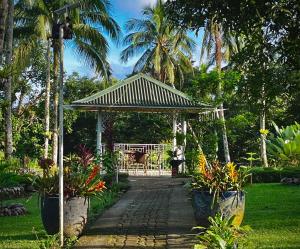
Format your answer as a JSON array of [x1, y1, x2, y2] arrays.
[[191, 153, 249, 227], [35, 145, 106, 237]]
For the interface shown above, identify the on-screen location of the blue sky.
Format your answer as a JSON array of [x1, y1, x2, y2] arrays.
[[64, 0, 202, 80]]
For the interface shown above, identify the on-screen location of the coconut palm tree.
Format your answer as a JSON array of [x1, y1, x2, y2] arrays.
[[0, 0, 8, 60], [3, 0, 14, 158], [120, 0, 195, 87], [16, 0, 120, 163], [200, 18, 240, 163]]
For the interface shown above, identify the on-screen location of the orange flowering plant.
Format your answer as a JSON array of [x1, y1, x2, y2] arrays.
[[63, 145, 106, 198], [191, 152, 250, 202], [36, 145, 106, 198]]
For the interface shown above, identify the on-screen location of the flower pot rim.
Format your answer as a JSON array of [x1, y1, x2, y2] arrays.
[[41, 194, 89, 201], [192, 189, 245, 193]]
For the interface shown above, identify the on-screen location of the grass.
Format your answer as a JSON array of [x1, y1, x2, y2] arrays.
[[0, 195, 44, 249], [0, 185, 123, 249], [1, 183, 299, 248], [241, 183, 300, 248]]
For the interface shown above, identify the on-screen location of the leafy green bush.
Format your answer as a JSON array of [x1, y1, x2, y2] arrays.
[[100, 151, 119, 177], [102, 172, 129, 186], [0, 172, 32, 188], [267, 122, 300, 166], [249, 167, 300, 183], [0, 158, 33, 188], [185, 148, 200, 174], [0, 157, 22, 172], [193, 213, 251, 249]]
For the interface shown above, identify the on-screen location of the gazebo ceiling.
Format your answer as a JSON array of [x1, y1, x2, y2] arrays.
[[65, 73, 211, 113]]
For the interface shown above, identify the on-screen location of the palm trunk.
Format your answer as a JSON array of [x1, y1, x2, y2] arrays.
[[4, 0, 14, 159], [44, 39, 51, 158], [16, 90, 24, 115], [52, 43, 59, 164], [0, 0, 7, 61], [187, 121, 203, 152], [260, 83, 268, 167], [214, 23, 231, 163]]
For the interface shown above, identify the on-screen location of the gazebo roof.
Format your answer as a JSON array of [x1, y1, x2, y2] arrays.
[[66, 73, 211, 113]]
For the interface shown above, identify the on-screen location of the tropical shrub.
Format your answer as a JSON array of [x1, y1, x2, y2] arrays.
[[267, 122, 300, 166], [193, 213, 251, 249], [101, 151, 118, 177], [34, 145, 106, 198], [0, 159, 33, 188], [191, 153, 250, 203]]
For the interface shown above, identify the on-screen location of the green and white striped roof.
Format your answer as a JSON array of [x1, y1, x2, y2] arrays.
[[67, 73, 210, 113]]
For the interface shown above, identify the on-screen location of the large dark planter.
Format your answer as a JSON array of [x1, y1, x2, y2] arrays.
[[41, 195, 88, 237], [170, 159, 184, 177], [41, 195, 59, 235], [192, 190, 245, 227]]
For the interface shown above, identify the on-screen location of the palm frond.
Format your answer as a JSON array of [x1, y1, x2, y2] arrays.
[[125, 19, 155, 34], [72, 24, 108, 54], [80, 11, 120, 41], [74, 38, 111, 79], [122, 31, 154, 46], [133, 49, 153, 73], [11, 35, 38, 76], [120, 41, 151, 63]]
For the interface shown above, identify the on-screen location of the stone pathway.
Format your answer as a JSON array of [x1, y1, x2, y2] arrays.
[[74, 177, 196, 249]]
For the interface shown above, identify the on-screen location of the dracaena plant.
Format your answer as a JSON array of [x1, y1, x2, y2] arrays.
[[35, 145, 106, 198], [191, 153, 250, 202]]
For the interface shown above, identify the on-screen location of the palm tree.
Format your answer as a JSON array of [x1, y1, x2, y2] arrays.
[[120, 0, 195, 87], [0, 0, 8, 61], [16, 0, 120, 163], [3, 0, 14, 158], [200, 18, 239, 163]]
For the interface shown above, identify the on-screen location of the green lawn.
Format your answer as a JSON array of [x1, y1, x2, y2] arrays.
[[242, 183, 300, 249], [0, 189, 120, 249], [0, 183, 299, 249]]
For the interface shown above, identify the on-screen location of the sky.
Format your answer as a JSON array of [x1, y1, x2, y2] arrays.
[[64, 0, 202, 80]]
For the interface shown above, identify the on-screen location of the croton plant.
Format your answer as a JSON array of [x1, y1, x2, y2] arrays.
[[36, 145, 106, 198], [191, 152, 250, 199]]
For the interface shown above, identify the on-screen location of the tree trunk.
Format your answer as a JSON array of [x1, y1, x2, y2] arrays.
[[16, 90, 25, 115], [52, 43, 59, 164], [214, 23, 231, 163], [4, 0, 14, 159], [0, 0, 8, 61], [44, 39, 51, 158], [260, 84, 268, 167], [187, 121, 203, 152]]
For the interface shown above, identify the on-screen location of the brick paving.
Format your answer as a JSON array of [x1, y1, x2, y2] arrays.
[[74, 176, 196, 249]]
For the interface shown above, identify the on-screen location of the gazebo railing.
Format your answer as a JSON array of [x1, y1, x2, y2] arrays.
[[100, 143, 172, 176], [114, 143, 172, 176]]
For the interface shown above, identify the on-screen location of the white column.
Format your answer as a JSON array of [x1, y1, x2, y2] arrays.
[[182, 120, 187, 173], [96, 111, 103, 156], [172, 114, 177, 152], [58, 25, 64, 246]]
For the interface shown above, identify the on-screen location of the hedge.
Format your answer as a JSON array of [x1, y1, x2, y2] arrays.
[[249, 167, 300, 183]]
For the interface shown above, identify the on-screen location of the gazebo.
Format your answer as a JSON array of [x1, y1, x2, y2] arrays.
[[65, 73, 211, 174]]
